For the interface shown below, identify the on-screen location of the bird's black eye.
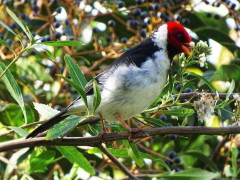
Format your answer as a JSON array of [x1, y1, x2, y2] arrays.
[[177, 33, 184, 41]]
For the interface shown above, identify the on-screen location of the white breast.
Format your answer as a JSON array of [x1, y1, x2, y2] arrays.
[[96, 50, 170, 121]]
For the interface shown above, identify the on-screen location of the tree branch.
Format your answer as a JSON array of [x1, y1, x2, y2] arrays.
[[1, 126, 240, 152]]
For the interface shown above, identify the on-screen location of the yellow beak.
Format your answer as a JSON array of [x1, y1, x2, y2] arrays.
[[182, 44, 191, 56]]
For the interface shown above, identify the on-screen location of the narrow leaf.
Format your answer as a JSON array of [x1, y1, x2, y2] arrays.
[[226, 80, 235, 99], [185, 151, 218, 171], [33, 102, 59, 120], [43, 49, 54, 61], [232, 147, 238, 177], [0, 39, 16, 56], [0, 62, 27, 123], [57, 146, 95, 175], [46, 115, 86, 140], [159, 107, 194, 117], [8, 126, 29, 137], [29, 151, 55, 173], [0, 21, 17, 36], [123, 140, 144, 167], [40, 41, 84, 47], [57, 74, 88, 108], [144, 118, 167, 127], [93, 80, 101, 112], [64, 54, 88, 87], [6, 7, 33, 42]]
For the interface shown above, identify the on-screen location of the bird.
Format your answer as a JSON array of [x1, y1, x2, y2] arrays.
[[26, 21, 192, 139]]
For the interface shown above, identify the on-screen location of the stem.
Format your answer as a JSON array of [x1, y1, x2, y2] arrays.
[[0, 46, 32, 79]]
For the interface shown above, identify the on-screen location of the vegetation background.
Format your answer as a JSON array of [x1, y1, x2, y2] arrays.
[[0, 0, 240, 179]]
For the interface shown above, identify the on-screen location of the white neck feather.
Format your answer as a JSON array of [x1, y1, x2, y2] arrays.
[[151, 24, 168, 50]]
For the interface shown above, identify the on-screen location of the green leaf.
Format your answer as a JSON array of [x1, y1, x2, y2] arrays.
[[46, 115, 86, 140], [88, 147, 170, 171], [123, 140, 144, 167], [210, 64, 240, 82], [153, 168, 220, 180], [226, 80, 235, 99], [29, 151, 55, 173], [232, 147, 238, 177], [16, 59, 53, 82], [187, 72, 217, 94], [144, 118, 167, 127], [0, 21, 17, 36], [39, 41, 84, 47], [8, 126, 29, 137], [43, 49, 54, 61], [57, 74, 88, 108], [159, 107, 194, 117], [33, 102, 59, 120], [57, 146, 95, 175], [6, 7, 33, 43], [185, 151, 218, 171], [0, 39, 16, 56], [64, 54, 88, 87], [0, 62, 27, 123], [93, 80, 101, 112]]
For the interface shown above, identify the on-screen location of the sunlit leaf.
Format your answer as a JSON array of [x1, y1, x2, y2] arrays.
[[0, 63, 27, 123], [40, 41, 84, 47], [93, 80, 101, 112], [57, 146, 95, 175]]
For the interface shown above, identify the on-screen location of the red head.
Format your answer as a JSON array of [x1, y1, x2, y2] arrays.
[[167, 22, 192, 58]]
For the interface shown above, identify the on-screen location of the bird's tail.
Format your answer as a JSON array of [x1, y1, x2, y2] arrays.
[[26, 109, 70, 139]]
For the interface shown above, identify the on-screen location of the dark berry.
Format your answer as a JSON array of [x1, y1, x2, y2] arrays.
[[164, 16, 170, 22], [154, 3, 160, 10], [159, 115, 167, 122], [44, 35, 51, 41], [216, 2, 221, 7], [33, 0, 37, 5], [0, 34, 3, 39], [24, 0, 29, 2], [121, 37, 128, 43], [6, 39, 12, 46], [10, 22, 18, 29], [180, 99, 188, 103], [21, 13, 27, 20], [160, 12, 166, 19], [130, 20, 139, 28], [166, 123, 172, 127], [55, 32, 62, 39], [204, 0, 209, 4], [236, 26, 240, 31], [147, 0, 153, 2], [55, 22, 61, 28], [140, 29, 147, 38], [174, 157, 181, 164], [93, 27, 100, 33], [30, 50, 36, 55], [206, 12, 212, 18], [106, 35, 112, 42], [168, 134, 177, 140], [144, 17, 151, 24], [118, 1, 125, 8], [148, 5, 154, 11], [183, 88, 192, 93], [3, 0, 10, 6], [168, 151, 176, 159], [141, 22, 148, 28], [133, 8, 141, 16], [56, 7, 62, 14], [54, 105, 63, 111], [140, 11, 148, 19], [181, 18, 190, 25], [214, 14, 221, 20], [65, 19, 70, 25], [164, 160, 171, 166], [69, 36, 74, 40], [31, 32, 36, 37], [174, 167, 182, 172], [230, 3, 236, 10], [53, 17, 57, 22], [33, 5, 39, 12], [175, 15, 181, 21], [175, 84, 181, 91], [136, 0, 144, 5], [108, 20, 116, 27]]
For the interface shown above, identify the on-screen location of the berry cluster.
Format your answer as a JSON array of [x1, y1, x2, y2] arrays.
[[165, 151, 182, 171]]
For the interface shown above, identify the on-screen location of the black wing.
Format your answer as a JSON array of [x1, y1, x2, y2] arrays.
[[85, 37, 161, 95]]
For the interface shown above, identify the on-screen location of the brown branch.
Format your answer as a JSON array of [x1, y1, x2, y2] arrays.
[[1, 126, 240, 152], [98, 144, 138, 180]]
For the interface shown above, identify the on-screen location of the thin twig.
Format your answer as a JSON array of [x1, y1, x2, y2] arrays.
[[2, 126, 240, 152], [98, 144, 138, 180]]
